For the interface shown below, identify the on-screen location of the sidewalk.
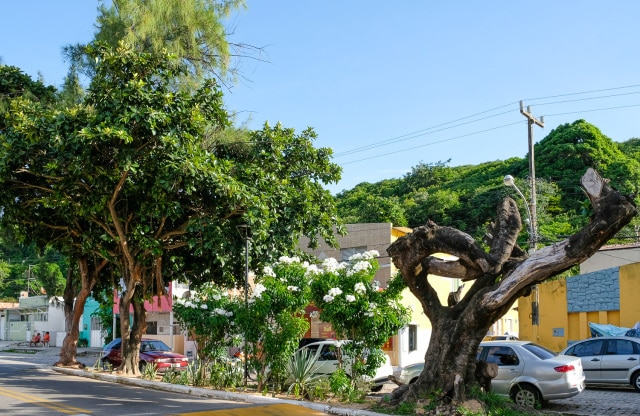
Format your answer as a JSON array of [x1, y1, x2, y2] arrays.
[[0, 340, 388, 416]]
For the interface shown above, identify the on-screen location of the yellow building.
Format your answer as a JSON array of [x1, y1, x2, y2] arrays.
[[518, 261, 640, 352]]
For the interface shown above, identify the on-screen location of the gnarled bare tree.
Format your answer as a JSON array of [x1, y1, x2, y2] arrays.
[[387, 168, 637, 406]]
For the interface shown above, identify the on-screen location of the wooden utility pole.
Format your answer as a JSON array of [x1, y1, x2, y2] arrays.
[[519, 101, 544, 251]]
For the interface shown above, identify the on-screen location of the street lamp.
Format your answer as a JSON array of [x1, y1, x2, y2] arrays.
[[236, 224, 251, 385], [503, 175, 537, 252], [503, 174, 539, 327]]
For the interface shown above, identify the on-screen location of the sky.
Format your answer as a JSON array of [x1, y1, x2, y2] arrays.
[[2, 1, 640, 194]]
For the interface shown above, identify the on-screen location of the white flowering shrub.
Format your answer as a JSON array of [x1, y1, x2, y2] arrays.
[[172, 283, 240, 367], [234, 255, 314, 389], [309, 250, 410, 382]]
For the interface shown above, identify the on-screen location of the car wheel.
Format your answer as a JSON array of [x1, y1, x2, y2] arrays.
[[370, 384, 384, 392], [101, 358, 114, 370], [510, 384, 541, 408], [632, 371, 640, 392], [139, 361, 147, 372], [409, 377, 418, 384]]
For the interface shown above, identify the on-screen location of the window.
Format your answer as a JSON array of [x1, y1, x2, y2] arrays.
[[606, 339, 635, 355], [146, 321, 158, 335], [567, 340, 604, 357], [485, 346, 519, 366], [408, 325, 417, 352]]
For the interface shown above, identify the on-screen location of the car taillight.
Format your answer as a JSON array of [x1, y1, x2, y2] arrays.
[[554, 364, 575, 372]]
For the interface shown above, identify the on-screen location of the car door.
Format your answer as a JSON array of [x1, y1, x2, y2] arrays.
[[600, 339, 640, 383], [564, 339, 604, 382], [480, 345, 524, 395]]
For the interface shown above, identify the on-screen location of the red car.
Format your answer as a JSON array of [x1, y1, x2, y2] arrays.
[[101, 338, 189, 372]]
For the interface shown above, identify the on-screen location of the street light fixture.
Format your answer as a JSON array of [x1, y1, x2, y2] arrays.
[[503, 175, 536, 252]]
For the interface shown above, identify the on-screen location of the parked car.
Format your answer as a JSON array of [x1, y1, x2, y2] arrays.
[[398, 361, 425, 385], [560, 336, 640, 391], [477, 340, 585, 407], [297, 340, 393, 391], [101, 338, 189, 372], [483, 334, 519, 341]]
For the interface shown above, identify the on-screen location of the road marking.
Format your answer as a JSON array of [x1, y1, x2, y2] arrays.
[[0, 386, 92, 414], [172, 403, 328, 415]]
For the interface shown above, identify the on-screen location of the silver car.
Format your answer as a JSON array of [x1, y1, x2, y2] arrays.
[[477, 340, 585, 407], [560, 336, 640, 391], [398, 361, 425, 385]]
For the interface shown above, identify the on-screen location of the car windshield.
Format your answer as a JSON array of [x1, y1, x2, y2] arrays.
[[522, 342, 557, 359], [141, 340, 172, 352]]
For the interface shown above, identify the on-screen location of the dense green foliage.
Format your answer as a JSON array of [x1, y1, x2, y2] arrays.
[[336, 121, 640, 251]]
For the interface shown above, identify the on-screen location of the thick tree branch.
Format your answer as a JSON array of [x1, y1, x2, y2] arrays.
[[482, 168, 636, 308]]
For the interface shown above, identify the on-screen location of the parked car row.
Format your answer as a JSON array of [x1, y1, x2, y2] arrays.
[[398, 335, 640, 408]]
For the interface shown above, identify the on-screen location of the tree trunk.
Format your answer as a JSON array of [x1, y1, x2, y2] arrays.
[[387, 169, 637, 406], [117, 266, 147, 375], [56, 256, 106, 367]]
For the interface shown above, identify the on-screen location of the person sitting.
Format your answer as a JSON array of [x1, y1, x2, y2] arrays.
[[29, 332, 41, 347], [42, 332, 51, 347]]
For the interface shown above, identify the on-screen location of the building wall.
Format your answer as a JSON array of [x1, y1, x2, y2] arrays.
[[518, 262, 640, 352]]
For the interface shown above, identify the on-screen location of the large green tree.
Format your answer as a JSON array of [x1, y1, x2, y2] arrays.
[[1, 44, 342, 373]]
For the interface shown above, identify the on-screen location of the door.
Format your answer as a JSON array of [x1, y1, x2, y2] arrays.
[[600, 339, 640, 383], [565, 339, 604, 383], [480, 345, 524, 395]]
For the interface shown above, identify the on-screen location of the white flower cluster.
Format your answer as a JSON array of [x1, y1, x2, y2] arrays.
[[278, 255, 300, 264], [287, 285, 300, 292], [354, 282, 366, 294], [212, 308, 232, 317], [263, 266, 276, 277], [345, 294, 356, 302], [323, 286, 343, 302], [249, 283, 267, 303], [176, 299, 199, 308], [346, 260, 371, 276], [304, 263, 321, 276], [348, 250, 379, 261], [322, 258, 347, 273]]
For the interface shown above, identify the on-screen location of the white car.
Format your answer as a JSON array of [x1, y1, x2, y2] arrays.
[[298, 340, 393, 391], [477, 341, 585, 407]]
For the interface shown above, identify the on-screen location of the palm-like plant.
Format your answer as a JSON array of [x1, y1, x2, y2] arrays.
[[285, 348, 326, 399]]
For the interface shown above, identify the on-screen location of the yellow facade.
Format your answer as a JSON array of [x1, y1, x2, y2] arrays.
[[518, 262, 640, 352]]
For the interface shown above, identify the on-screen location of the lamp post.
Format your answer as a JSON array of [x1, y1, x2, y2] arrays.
[[503, 174, 540, 328], [236, 224, 251, 385], [503, 175, 537, 252]]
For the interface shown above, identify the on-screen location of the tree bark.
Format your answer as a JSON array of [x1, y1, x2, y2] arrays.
[[55, 256, 107, 367], [387, 169, 636, 405]]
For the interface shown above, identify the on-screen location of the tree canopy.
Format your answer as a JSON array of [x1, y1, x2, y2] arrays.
[[0, 44, 342, 373]]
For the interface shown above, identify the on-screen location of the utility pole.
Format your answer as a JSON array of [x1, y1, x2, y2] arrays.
[[520, 101, 544, 330], [519, 101, 544, 252]]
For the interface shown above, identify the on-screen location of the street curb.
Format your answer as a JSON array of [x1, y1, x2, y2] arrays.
[[52, 366, 389, 416]]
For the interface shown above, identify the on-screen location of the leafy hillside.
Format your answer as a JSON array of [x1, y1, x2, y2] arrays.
[[336, 119, 640, 250]]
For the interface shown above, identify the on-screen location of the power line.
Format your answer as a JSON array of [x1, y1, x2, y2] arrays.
[[333, 84, 640, 166]]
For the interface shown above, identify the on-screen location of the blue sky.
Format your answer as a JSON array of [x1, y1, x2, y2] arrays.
[[2, 1, 640, 194]]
